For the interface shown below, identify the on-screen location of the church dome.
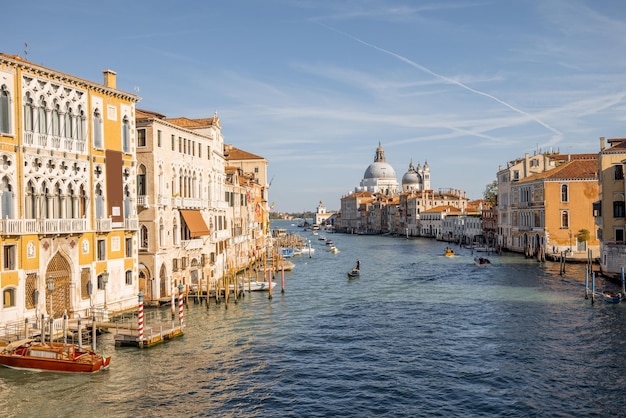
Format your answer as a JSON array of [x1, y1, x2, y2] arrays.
[[363, 143, 397, 179], [402, 160, 422, 185], [364, 161, 397, 179]]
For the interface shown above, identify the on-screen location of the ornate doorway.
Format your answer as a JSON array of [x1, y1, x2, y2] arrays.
[[45, 252, 72, 317]]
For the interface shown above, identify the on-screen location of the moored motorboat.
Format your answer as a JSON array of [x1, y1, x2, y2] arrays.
[[246, 280, 277, 291], [602, 291, 622, 303], [0, 339, 110, 373]]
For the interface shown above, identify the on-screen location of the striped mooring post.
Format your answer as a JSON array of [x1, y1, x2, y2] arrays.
[[178, 283, 184, 329], [138, 292, 144, 347]]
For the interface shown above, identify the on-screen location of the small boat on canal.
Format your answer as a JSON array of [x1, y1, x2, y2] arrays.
[[474, 257, 491, 267], [444, 247, 455, 257], [602, 291, 622, 303], [347, 268, 360, 279], [0, 339, 110, 373]]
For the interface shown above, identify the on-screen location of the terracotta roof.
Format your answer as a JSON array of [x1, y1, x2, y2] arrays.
[[224, 145, 264, 160], [517, 158, 598, 183], [422, 205, 462, 214], [136, 108, 166, 119]]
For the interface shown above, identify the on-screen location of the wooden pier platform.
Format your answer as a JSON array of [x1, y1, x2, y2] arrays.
[[112, 322, 183, 348]]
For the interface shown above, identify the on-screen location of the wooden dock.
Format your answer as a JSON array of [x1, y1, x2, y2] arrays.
[[110, 321, 184, 348]]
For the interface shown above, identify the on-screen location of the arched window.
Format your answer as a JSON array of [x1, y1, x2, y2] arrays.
[[25, 180, 36, 218], [64, 104, 74, 139], [122, 116, 130, 153], [79, 185, 87, 218], [1, 175, 14, 219], [3, 288, 16, 308], [140, 225, 149, 249], [95, 184, 104, 219], [561, 184, 568, 202], [76, 106, 85, 141], [93, 109, 103, 148], [137, 164, 147, 196], [51, 102, 60, 137], [54, 182, 63, 218], [37, 97, 47, 134], [23, 94, 34, 132], [0, 86, 10, 134], [124, 185, 131, 219], [561, 210, 569, 228], [67, 184, 76, 219]]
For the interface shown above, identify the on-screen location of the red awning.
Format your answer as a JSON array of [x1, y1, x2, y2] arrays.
[[180, 210, 211, 238]]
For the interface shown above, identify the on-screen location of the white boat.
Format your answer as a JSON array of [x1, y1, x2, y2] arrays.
[[300, 247, 315, 255], [247, 280, 277, 291], [329, 246, 340, 253]]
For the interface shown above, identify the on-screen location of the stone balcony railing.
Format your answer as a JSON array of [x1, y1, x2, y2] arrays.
[[0, 217, 139, 235]]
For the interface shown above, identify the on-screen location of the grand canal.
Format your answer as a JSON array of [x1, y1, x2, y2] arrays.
[[2, 220, 626, 417]]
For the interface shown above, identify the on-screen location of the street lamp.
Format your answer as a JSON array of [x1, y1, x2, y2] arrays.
[[102, 270, 109, 310]]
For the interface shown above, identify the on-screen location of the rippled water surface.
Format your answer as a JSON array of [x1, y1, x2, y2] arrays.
[[2, 221, 626, 417]]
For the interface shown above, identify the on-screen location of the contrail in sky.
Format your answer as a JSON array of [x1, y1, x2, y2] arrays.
[[320, 23, 563, 139]]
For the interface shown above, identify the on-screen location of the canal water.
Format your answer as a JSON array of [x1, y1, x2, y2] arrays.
[[2, 220, 626, 417]]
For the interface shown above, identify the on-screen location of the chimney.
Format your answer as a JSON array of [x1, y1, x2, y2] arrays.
[[600, 136, 605, 151], [103, 69, 117, 89]]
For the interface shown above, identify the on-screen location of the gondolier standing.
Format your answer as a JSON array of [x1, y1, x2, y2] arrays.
[[356, 259, 360, 270]]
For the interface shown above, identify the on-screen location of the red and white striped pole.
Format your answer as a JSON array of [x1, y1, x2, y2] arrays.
[[137, 292, 144, 347], [178, 283, 184, 329]]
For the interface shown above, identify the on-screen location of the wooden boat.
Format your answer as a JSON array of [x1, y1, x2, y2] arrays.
[[444, 247, 455, 257], [0, 339, 110, 373], [602, 291, 622, 303], [474, 257, 491, 267], [347, 268, 360, 279]]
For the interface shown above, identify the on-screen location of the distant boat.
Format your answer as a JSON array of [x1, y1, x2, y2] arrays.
[[347, 268, 360, 279], [474, 257, 491, 267], [444, 247, 455, 257], [0, 339, 110, 373], [329, 246, 340, 253]]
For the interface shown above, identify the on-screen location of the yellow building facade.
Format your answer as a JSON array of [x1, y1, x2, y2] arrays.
[[0, 54, 139, 329]]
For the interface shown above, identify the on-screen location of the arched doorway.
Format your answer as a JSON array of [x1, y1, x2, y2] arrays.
[[45, 252, 72, 317], [159, 263, 168, 299], [138, 263, 152, 300]]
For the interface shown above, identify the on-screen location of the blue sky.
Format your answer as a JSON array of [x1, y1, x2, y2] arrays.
[[5, 1, 626, 212]]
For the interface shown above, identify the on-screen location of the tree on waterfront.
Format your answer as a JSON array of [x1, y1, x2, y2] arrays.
[[483, 180, 497, 205]]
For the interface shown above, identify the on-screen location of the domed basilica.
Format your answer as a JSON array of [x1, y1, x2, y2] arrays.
[[356, 143, 430, 195]]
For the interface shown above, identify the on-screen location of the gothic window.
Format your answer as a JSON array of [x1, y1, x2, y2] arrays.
[[93, 109, 103, 148], [140, 225, 148, 249], [25, 181, 36, 218], [95, 184, 104, 219], [24, 94, 34, 132], [64, 104, 74, 139], [124, 185, 131, 219], [173, 217, 178, 245], [1, 176, 14, 219], [159, 219, 165, 248], [52, 102, 60, 136], [54, 182, 62, 218], [561, 184, 568, 202], [0, 87, 10, 134], [37, 97, 47, 134], [122, 115, 130, 153], [137, 164, 146, 196], [76, 106, 85, 141]]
